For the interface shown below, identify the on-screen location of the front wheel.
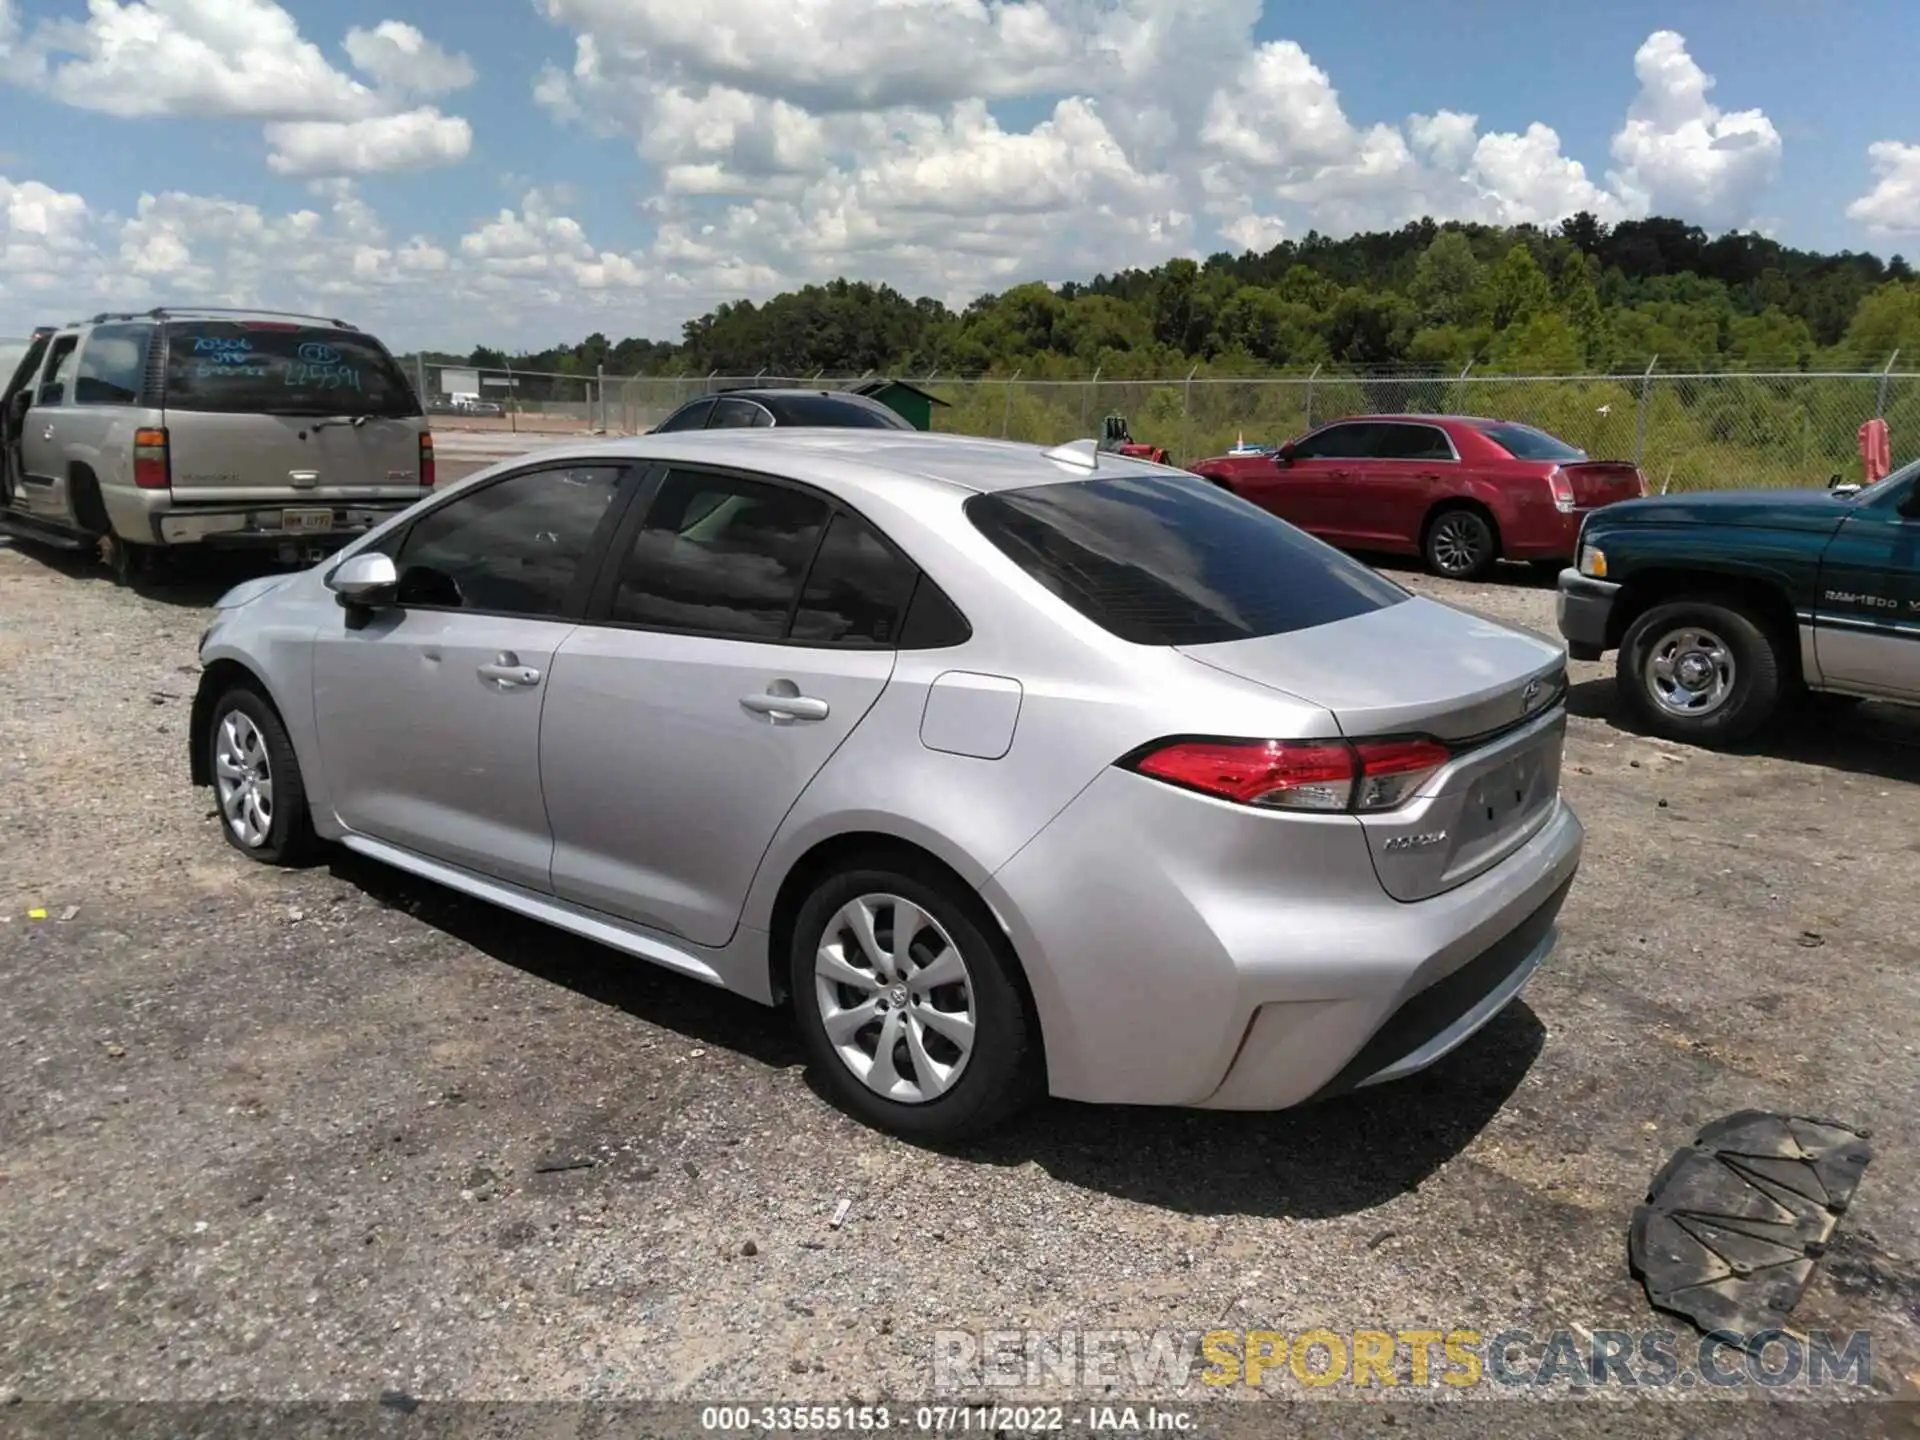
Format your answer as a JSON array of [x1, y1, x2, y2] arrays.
[[1616, 598, 1787, 747], [1423, 507, 1498, 580], [207, 685, 316, 864], [790, 862, 1043, 1141]]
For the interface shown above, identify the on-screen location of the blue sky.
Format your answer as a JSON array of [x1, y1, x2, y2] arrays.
[[1, 0, 1916, 350]]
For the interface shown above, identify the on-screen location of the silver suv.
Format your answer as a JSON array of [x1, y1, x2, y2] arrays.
[[0, 307, 433, 582]]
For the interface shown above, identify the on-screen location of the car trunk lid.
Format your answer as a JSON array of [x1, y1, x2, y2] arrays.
[[159, 320, 428, 508], [1560, 460, 1646, 508], [1178, 595, 1569, 901]]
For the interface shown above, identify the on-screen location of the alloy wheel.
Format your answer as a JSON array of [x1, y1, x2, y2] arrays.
[[214, 710, 275, 848], [1429, 513, 1490, 576], [1644, 626, 1737, 718], [813, 893, 977, 1104]]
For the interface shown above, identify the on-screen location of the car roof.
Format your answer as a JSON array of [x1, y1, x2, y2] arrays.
[[474, 429, 1176, 502], [1323, 414, 1513, 427], [704, 387, 906, 419]]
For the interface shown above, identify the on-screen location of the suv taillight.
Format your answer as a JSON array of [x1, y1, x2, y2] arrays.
[[133, 427, 170, 490], [419, 432, 435, 488], [1123, 737, 1450, 813], [1546, 467, 1575, 512]]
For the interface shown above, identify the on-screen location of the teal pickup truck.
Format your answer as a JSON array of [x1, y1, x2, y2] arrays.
[[1557, 457, 1920, 747]]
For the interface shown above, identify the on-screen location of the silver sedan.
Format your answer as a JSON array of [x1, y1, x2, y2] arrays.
[[190, 430, 1583, 1140]]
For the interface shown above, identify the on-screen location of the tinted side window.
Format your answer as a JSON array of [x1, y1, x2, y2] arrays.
[[75, 325, 153, 406], [709, 397, 772, 429], [37, 338, 79, 406], [653, 398, 714, 433], [792, 511, 919, 645], [393, 465, 625, 617], [966, 474, 1409, 646], [611, 468, 830, 639], [1373, 424, 1454, 461], [1290, 423, 1371, 460]]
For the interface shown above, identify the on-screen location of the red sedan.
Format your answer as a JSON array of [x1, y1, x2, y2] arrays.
[[1189, 415, 1647, 580]]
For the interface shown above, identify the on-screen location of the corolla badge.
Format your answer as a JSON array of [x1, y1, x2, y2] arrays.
[[298, 342, 341, 365]]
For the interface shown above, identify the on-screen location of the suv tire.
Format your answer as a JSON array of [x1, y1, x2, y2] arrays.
[[790, 860, 1042, 1141], [1618, 596, 1787, 747]]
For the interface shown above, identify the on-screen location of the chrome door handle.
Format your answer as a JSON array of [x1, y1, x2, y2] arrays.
[[478, 651, 541, 688], [41, 427, 54, 441], [741, 691, 830, 722]]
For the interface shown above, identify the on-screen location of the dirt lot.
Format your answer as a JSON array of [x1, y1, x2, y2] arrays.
[[1, 531, 1918, 1424]]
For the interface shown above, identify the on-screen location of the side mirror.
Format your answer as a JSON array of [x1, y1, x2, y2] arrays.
[[326, 550, 398, 605], [1275, 444, 1296, 465]]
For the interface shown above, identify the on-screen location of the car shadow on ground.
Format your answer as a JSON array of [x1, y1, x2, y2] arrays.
[[329, 847, 1541, 1221], [1567, 676, 1920, 785], [0, 536, 295, 609], [1366, 554, 1561, 590]]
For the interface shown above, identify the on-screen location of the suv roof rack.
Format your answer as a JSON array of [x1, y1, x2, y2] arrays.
[[86, 306, 359, 331]]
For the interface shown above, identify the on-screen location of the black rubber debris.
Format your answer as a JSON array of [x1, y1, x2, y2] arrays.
[[1629, 1110, 1873, 1340]]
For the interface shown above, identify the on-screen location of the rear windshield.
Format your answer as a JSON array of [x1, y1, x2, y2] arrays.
[[772, 393, 914, 429], [162, 322, 420, 418], [1479, 423, 1586, 461], [965, 474, 1410, 646]]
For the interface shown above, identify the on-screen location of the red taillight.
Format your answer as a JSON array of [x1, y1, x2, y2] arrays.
[[133, 427, 170, 490], [1546, 467, 1575, 512], [1133, 740, 1355, 811], [419, 432, 435, 488], [1125, 736, 1450, 813]]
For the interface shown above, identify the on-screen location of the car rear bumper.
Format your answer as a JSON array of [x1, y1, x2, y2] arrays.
[[150, 502, 416, 551], [982, 768, 1584, 1110], [1556, 569, 1620, 661]]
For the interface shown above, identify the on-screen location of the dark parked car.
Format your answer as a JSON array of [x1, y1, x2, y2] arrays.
[[1558, 457, 1920, 747], [648, 388, 915, 434], [1189, 415, 1646, 580]]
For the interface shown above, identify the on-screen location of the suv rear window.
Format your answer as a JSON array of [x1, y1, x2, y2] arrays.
[[1479, 423, 1586, 462], [965, 474, 1409, 646], [162, 322, 420, 418]]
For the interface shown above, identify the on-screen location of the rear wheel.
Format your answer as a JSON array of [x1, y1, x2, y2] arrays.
[[1617, 597, 1787, 747], [789, 861, 1042, 1141], [104, 533, 155, 587], [1423, 506, 1498, 580]]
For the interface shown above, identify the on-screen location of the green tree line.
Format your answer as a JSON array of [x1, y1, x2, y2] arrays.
[[430, 214, 1918, 382]]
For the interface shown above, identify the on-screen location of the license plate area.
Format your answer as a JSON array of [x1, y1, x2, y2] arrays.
[[282, 508, 335, 534]]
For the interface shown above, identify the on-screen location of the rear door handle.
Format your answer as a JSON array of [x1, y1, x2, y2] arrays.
[[741, 690, 830, 722], [478, 651, 541, 688], [41, 427, 53, 441]]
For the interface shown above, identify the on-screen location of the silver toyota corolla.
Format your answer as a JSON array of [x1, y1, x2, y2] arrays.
[[190, 429, 1583, 1140]]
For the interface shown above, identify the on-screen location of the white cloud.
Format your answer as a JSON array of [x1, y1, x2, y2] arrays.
[[1846, 141, 1920, 237], [1, 0, 474, 177], [1607, 30, 1782, 230], [1, 14, 1817, 350], [265, 108, 473, 177], [343, 20, 474, 98]]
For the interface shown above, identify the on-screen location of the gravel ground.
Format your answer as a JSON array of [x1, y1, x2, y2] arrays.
[[1, 529, 1918, 1426]]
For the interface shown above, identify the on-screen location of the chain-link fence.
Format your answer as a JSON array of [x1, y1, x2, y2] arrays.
[[398, 358, 1917, 491]]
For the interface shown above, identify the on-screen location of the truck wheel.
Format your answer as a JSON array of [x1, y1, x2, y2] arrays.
[[104, 533, 155, 588], [1617, 597, 1786, 747], [1423, 506, 1498, 580]]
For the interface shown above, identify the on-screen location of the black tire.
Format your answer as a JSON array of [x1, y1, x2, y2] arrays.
[[105, 533, 155, 588], [1423, 505, 1499, 580], [205, 684, 316, 865], [1616, 597, 1787, 748], [789, 860, 1043, 1142]]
